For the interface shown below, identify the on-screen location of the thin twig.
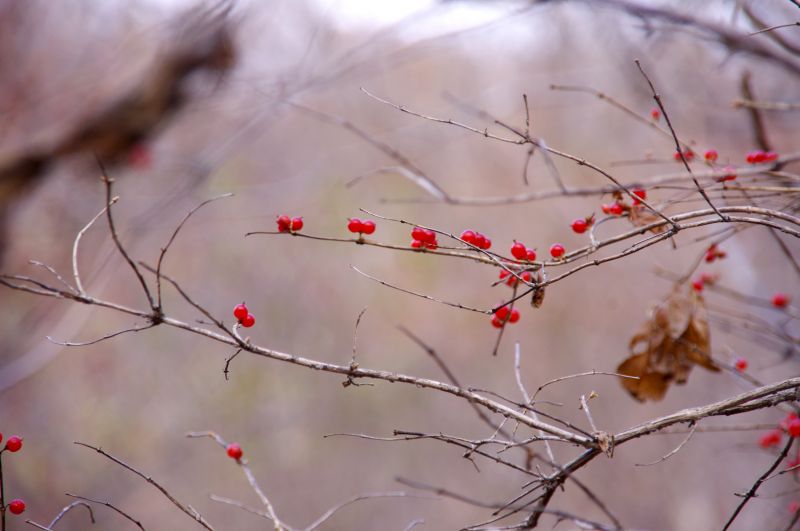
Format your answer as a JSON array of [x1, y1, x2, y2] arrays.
[[64, 493, 144, 530], [155, 193, 233, 310], [73, 442, 213, 530], [722, 436, 795, 530], [72, 198, 118, 296], [635, 422, 697, 466], [46, 323, 155, 347]]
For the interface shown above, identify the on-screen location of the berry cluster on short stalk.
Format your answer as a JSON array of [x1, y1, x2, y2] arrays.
[[704, 244, 727, 263], [498, 269, 532, 287], [510, 241, 535, 261], [461, 230, 491, 250], [276, 215, 304, 233], [411, 227, 438, 250], [347, 218, 376, 236], [673, 148, 695, 161], [745, 150, 779, 164], [758, 413, 800, 450], [0, 432, 26, 518], [491, 304, 521, 328], [233, 303, 255, 328]]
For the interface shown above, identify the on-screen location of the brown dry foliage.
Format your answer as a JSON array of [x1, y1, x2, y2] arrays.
[[618, 286, 719, 401]]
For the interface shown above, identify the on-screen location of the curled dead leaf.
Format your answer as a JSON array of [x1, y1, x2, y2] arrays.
[[617, 286, 718, 402], [628, 205, 669, 233]]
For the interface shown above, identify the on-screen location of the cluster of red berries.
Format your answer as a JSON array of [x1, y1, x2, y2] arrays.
[[673, 148, 695, 161], [714, 166, 737, 183], [460, 230, 492, 250], [760, 413, 800, 449], [704, 244, 727, 263], [745, 150, 779, 164], [691, 272, 717, 293], [226, 442, 243, 461], [491, 304, 520, 328], [499, 269, 532, 287], [773, 293, 791, 308], [347, 218, 376, 235], [510, 241, 536, 261], [599, 190, 645, 218], [276, 215, 303, 233], [410, 227, 438, 250], [570, 215, 594, 234], [0, 433, 26, 517], [233, 303, 255, 328]]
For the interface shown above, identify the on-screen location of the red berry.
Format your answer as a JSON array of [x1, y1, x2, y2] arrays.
[[361, 220, 376, 235], [411, 240, 423, 249], [747, 150, 767, 164], [4, 436, 21, 453], [781, 414, 799, 431], [412, 228, 436, 244], [461, 230, 476, 244], [601, 204, 612, 215], [499, 270, 510, 280], [491, 316, 504, 328], [511, 241, 527, 260], [760, 429, 782, 448], [549, 244, 565, 259], [525, 249, 536, 261], [276, 215, 291, 232], [765, 151, 779, 162], [704, 149, 718, 162], [632, 188, 647, 201], [226, 443, 243, 460], [571, 219, 588, 234], [509, 308, 520, 323], [473, 233, 487, 249], [7, 499, 25, 515], [0, 433, 3, 445], [772, 293, 790, 308], [480, 237, 492, 250], [734, 358, 748, 372], [788, 419, 800, 438], [233, 303, 249, 321], [347, 218, 363, 233], [650, 107, 660, 120], [290, 217, 303, 231], [715, 166, 737, 182], [691, 280, 704, 292], [411, 227, 426, 241], [609, 203, 624, 216], [495, 305, 510, 321], [240, 314, 255, 328], [520, 271, 532, 282]]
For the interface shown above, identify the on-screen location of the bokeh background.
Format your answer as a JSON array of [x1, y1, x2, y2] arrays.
[[1, 0, 798, 529]]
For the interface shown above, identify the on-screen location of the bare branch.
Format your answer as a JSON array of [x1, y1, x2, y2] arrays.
[[65, 493, 144, 530]]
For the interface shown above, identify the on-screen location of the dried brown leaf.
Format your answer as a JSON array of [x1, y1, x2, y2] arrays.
[[617, 287, 718, 402]]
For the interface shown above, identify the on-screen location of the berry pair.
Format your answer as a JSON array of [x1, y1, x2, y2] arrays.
[[233, 303, 255, 328], [499, 269, 532, 287], [276, 215, 303, 233], [347, 218, 376, 235], [411, 227, 438, 250], [704, 244, 726, 263], [601, 203, 625, 216], [510, 241, 536, 261], [674, 148, 695, 161], [745, 150, 778, 164], [461, 230, 492, 250]]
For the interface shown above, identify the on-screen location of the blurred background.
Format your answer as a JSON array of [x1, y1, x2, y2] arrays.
[[0, 0, 798, 529]]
